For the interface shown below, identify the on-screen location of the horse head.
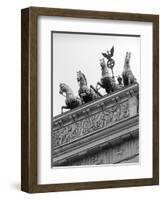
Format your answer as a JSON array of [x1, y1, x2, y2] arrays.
[[59, 83, 69, 95], [100, 58, 106, 70], [124, 52, 131, 66], [77, 70, 87, 86], [100, 58, 110, 77]]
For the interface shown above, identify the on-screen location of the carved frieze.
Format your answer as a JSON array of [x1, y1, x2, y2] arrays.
[[53, 101, 130, 147]]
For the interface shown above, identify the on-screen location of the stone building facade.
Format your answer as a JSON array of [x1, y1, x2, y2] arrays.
[[52, 83, 139, 167]]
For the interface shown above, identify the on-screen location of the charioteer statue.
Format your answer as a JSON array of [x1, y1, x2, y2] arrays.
[[96, 58, 117, 94]]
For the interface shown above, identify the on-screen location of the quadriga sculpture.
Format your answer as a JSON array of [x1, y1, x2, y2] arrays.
[[77, 70, 101, 103], [96, 58, 117, 94], [122, 52, 136, 86], [59, 83, 81, 113]]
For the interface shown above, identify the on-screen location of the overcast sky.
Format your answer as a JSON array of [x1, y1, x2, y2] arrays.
[[52, 32, 140, 116]]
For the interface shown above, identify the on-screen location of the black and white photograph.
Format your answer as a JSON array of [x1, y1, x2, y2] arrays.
[[51, 32, 140, 167], [20, 6, 159, 193]]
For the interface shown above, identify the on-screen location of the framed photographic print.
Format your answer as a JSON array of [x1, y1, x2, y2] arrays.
[[21, 7, 159, 193]]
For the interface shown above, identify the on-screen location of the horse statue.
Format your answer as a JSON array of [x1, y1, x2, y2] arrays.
[[96, 58, 117, 94], [77, 70, 101, 103], [59, 83, 81, 113], [122, 52, 136, 86]]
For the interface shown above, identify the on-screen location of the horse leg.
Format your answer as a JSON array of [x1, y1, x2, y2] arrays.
[[96, 82, 104, 90], [61, 106, 69, 114], [128, 76, 132, 85]]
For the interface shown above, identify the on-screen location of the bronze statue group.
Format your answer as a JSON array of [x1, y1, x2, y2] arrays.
[[59, 46, 137, 113]]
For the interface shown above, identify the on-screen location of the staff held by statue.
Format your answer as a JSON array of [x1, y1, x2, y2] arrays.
[[102, 46, 115, 78]]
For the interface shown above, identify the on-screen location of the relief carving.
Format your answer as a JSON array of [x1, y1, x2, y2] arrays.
[[53, 101, 129, 147]]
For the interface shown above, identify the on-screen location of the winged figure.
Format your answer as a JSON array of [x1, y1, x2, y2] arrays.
[[102, 46, 114, 60]]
